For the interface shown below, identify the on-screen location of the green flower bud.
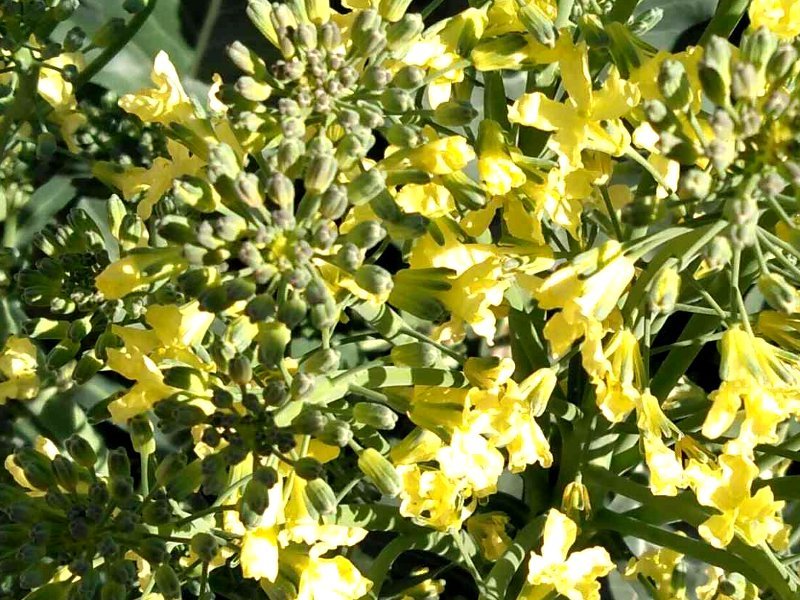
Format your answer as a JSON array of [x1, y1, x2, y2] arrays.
[[155, 564, 181, 599], [319, 420, 353, 447], [292, 408, 327, 435], [229, 354, 253, 385], [347, 169, 386, 207], [199, 286, 234, 312], [235, 172, 263, 208], [433, 101, 477, 127], [14, 449, 54, 490], [703, 236, 733, 270], [731, 62, 759, 101], [301, 348, 341, 374], [386, 13, 424, 53], [392, 66, 425, 89], [277, 296, 308, 328], [73, 351, 103, 384], [166, 460, 203, 500], [295, 457, 325, 480], [257, 322, 291, 367], [353, 402, 398, 430], [678, 168, 712, 199], [357, 448, 401, 496], [305, 154, 338, 194], [698, 36, 732, 106], [741, 26, 777, 73], [379, 0, 412, 22], [51, 455, 78, 491], [303, 478, 337, 515], [353, 28, 386, 58], [236, 75, 271, 102], [227, 40, 258, 75], [191, 533, 219, 563], [65, 435, 96, 468], [207, 143, 240, 183], [310, 299, 339, 330], [355, 265, 393, 296], [130, 414, 155, 455], [46, 338, 79, 369], [517, 1, 556, 47], [658, 59, 692, 111], [347, 220, 387, 250], [123, 0, 148, 13], [241, 479, 271, 526], [224, 278, 256, 303], [108, 447, 131, 480], [391, 342, 440, 367], [441, 171, 487, 210], [767, 43, 797, 82], [138, 537, 168, 564], [648, 264, 681, 314], [382, 88, 414, 113], [759, 272, 798, 313], [245, 294, 277, 322]]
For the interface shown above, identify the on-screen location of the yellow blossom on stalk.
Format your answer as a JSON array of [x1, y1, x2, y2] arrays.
[[404, 8, 486, 107], [630, 48, 704, 108], [534, 240, 635, 360], [436, 424, 505, 497], [521, 509, 614, 600], [4, 436, 58, 495], [466, 512, 512, 561], [703, 324, 800, 447], [696, 568, 761, 600], [401, 135, 476, 175], [397, 464, 474, 530], [295, 555, 373, 600], [95, 248, 188, 300], [585, 329, 643, 423], [477, 119, 526, 196], [625, 547, 686, 600], [749, 0, 800, 38], [394, 183, 455, 218], [0, 336, 39, 404], [685, 448, 789, 549], [37, 52, 84, 111], [105, 301, 214, 422], [93, 139, 205, 219], [509, 36, 640, 171], [119, 50, 194, 125]]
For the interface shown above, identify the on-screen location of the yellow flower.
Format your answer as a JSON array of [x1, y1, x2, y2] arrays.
[[630, 48, 704, 108], [95, 248, 188, 300], [749, 0, 800, 38], [38, 52, 84, 111], [119, 51, 194, 125], [240, 526, 280, 582], [4, 436, 58, 495], [523, 509, 614, 600], [642, 433, 686, 497], [758, 310, 800, 352], [436, 425, 505, 498], [696, 567, 762, 600], [686, 448, 788, 548], [484, 0, 556, 36], [397, 464, 474, 530], [509, 36, 640, 171], [295, 555, 372, 600], [394, 183, 455, 218], [466, 512, 512, 561], [703, 325, 800, 446], [625, 547, 686, 600], [93, 139, 205, 219], [404, 136, 475, 175], [0, 336, 39, 404], [477, 119, 526, 196], [534, 240, 635, 360]]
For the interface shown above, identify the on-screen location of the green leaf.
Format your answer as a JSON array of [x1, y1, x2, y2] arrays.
[[484, 517, 544, 600], [23, 582, 71, 600], [637, 0, 718, 50], [14, 176, 76, 249], [508, 307, 550, 380], [60, 0, 194, 93]]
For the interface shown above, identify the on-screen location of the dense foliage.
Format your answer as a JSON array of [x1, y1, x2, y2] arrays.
[[3, 0, 800, 598]]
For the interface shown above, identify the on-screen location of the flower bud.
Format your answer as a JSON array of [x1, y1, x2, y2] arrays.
[[517, 1, 556, 47], [386, 13, 424, 53], [191, 533, 219, 563], [278, 296, 308, 328], [441, 171, 487, 210], [379, 0, 412, 22], [649, 265, 681, 314], [73, 351, 103, 384], [658, 59, 692, 111], [391, 342, 440, 367], [166, 459, 203, 500], [355, 265, 394, 297], [66, 435, 96, 468], [292, 408, 327, 434], [236, 75, 272, 102], [235, 172, 263, 207], [768, 43, 797, 82], [305, 153, 338, 194], [241, 479, 271, 526], [731, 62, 759, 101], [246, 294, 277, 322], [295, 457, 326, 480], [301, 348, 340, 374], [741, 26, 777, 73], [46, 338, 79, 369], [227, 40, 258, 74], [257, 322, 291, 367], [130, 414, 155, 455], [433, 101, 477, 127], [51, 455, 78, 491], [265, 172, 294, 210], [759, 273, 798, 313], [561, 479, 591, 520], [347, 169, 386, 206], [319, 420, 353, 446], [358, 448, 401, 496], [629, 7, 663, 36], [14, 449, 54, 490], [154, 564, 181, 599], [229, 355, 253, 385], [353, 402, 398, 430], [347, 220, 387, 251], [698, 36, 732, 106], [303, 478, 337, 515], [678, 168, 712, 199], [207, 143, 240, 183]]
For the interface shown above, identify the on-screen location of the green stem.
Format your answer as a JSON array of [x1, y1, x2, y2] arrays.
[[699, 0, 750, 45], [140, 451, 150, 496], [75, 0, 160, 90], [192, 0, 223, 78], [555, 0, 575, 28]]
